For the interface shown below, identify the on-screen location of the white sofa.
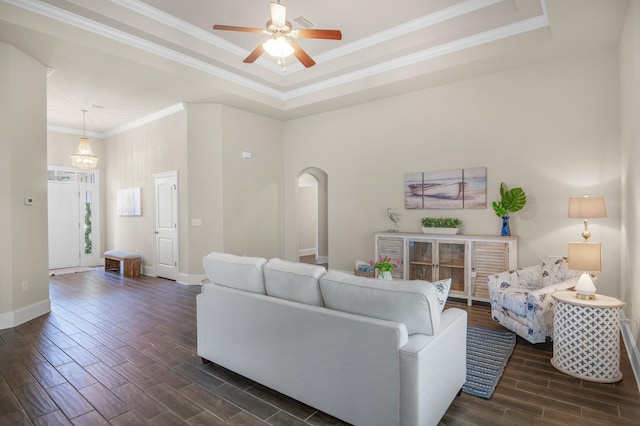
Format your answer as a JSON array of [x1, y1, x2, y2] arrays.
[[197, 252, 467, 426]]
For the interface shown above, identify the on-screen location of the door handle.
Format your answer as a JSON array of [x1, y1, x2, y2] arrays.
[[154, 231, 159, 234]]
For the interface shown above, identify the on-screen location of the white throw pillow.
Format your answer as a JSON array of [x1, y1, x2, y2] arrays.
[[264, 258, 326, 306], [431, 278, 451, 312], [319, 270, 441, 335]]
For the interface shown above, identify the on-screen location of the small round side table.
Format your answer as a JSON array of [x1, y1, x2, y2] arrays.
[[551, 291, 625, 383]]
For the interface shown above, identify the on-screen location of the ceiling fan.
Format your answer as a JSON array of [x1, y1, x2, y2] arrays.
[[213, 0, 342, 69]]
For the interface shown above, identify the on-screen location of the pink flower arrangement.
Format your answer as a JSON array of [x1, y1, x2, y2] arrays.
[[369, 256, 401, 273]]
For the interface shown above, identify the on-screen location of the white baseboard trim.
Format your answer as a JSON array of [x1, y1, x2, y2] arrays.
[[0, 298, 51, 330], [143, 267, 203, 286], [177, 272, 207, 286], [621, 311, 640, 392], [0, 312, 13, 330], [298, 248, 316, 257], [316, 255, 328, 264]]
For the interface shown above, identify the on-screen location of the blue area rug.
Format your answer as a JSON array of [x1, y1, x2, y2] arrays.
[[463, 326, 516, 399]]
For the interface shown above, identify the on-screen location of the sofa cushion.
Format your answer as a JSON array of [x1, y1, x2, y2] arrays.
[[432, 278, 451, 312], [319, 270, 441, 335], [202, 252, 267, 294], [263, 258, 326, 306]]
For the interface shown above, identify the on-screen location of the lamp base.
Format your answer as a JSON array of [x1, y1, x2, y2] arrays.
[[576, 292, 596, 300]]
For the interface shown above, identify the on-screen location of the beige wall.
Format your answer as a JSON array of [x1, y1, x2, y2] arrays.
[[104, 110, 189, 276], [98, 104, 282, 284], [0, 43, 49, 328], [284, 48, 621, 298], [620, 0, 640, 354], [220, 106, 284, 259], [186, 103, 224, 275]]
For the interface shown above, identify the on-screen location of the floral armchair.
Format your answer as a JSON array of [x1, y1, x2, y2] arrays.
[[487, 256, 581, 344]]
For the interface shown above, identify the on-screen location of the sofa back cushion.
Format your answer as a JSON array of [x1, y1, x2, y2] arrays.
[[263, 258, 326, 306], [202, 252, 267, 294], [319, 270, 441, 335]]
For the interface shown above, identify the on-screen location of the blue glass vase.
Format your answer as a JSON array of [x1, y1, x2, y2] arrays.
[[501, 216, 511, 236]]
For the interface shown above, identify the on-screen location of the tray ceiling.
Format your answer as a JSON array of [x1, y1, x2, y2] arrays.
[[0, 0, 628, 135]]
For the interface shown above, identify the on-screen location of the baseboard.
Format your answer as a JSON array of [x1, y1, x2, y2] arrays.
[[316, 255, 328, 264], [0, 312, 13, 330], [0, 298, 51, 330], [142, 265, 155, 277], [143, 266, 203, 286], [298, 248, 316, 257], [621, 311, 640, 392], [177, 272, 207, 286]]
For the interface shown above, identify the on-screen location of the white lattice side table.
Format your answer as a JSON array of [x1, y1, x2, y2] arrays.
[[551, 291, 625, 383]]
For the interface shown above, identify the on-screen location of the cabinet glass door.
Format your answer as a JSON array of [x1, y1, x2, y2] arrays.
[[438, 242, 466, 293], [408, 240, 434, 280]]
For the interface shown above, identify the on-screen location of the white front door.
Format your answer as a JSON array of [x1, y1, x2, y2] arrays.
[[48, 168, 101, 270], [48, 183, 80, 269], [154, 171, 179, 280]]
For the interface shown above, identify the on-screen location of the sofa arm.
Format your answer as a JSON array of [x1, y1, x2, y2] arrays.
[[399, 308, 467, 426], [525, 277, 579, 343]]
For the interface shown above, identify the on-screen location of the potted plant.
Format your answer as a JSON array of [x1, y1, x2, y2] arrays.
[[420, 217, 462, 235], [369, 256, 401, 280], [492, 182, 526, 236]]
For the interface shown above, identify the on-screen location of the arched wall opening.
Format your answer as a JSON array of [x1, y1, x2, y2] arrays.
[[296, 167, 328, 265]]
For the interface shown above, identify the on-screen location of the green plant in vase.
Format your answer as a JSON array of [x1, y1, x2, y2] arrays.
[[492, 182, 526, 236]]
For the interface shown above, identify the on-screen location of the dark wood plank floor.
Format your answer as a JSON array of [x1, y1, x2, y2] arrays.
[[1, 270, 638, 425]]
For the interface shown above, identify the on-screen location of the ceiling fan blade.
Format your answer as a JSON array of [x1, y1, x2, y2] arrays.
[[270, 2, 287, 28], [213, 24, 264, 34], [293, 29, 342, 40], [243, 44, 265, 63], [289, 40, 316, 68]]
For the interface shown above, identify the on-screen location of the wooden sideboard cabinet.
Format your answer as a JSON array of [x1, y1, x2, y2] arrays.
[[374, 232, 518, 305]]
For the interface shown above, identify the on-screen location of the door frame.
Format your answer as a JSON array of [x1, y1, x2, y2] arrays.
[[47, 166, 101, 269]]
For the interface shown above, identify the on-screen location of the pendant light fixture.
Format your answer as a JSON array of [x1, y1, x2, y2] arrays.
[[70, 109, 98, 169]]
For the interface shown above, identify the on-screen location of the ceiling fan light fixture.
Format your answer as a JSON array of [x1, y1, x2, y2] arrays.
[[263, 36, 294, 58]]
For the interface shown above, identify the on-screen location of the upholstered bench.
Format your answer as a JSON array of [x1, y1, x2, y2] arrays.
[[104, 250, 141, 278]]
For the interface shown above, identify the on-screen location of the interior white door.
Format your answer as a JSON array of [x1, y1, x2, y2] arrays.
[[154, 171, 179, 280], [48, 183, 80, 269]]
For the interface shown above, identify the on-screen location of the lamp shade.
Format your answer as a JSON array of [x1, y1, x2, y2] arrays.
[[567, 242, 601, 272], [568, 196, 606, 219]]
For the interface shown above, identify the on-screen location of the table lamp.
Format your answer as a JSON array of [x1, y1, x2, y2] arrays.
[[567, 242, 601, 300], [568, 195, 606, 241]]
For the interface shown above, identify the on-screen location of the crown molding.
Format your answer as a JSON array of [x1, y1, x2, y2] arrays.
[[314, 0, 505, 65], [283, 14, 550, 101], [48, 103, 185, 138], [10, 0, 550, 132], [47, 126, 103, 138], [3, 0, 283, 98], [6, 0, 549, 103], [103, 102, 186, 138]]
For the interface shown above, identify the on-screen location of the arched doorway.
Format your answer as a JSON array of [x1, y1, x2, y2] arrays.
[[297, 168, 328, 266]]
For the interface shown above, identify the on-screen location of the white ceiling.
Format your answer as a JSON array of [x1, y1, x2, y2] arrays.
[[0, 0, 628, 136]]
